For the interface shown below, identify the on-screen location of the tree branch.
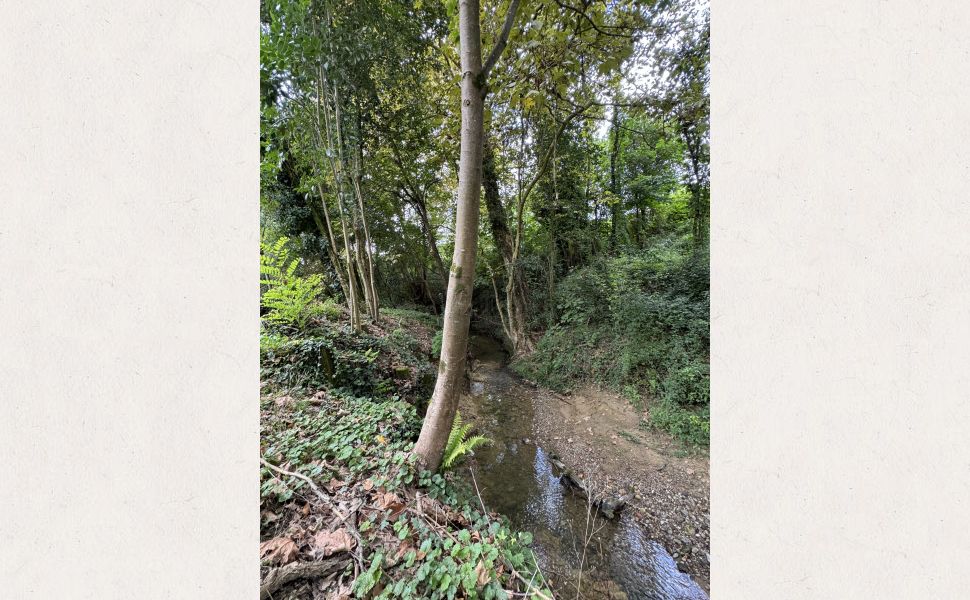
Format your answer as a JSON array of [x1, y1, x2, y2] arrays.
[[552, 0, 636, 39], [480, 0, 521, 83]]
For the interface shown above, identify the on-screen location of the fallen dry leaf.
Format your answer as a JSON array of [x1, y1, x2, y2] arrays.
[[260, 537, 299, 565], [393, 541, 415, 562], [362, 479, 374, 491], [475, 560, 491, 586], [376, 492, 405, 518], [313, 528, 355, 557]]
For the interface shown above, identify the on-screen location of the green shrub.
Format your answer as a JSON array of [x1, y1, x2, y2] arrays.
[[431, 329, 443, 358], [646, 399, 710, 447], [260, 329, 388, 396], [259, 330, 290, 356], [661, 357, 710, 407], [320, 297, 343, 321], [514, 236, 710, 445], [384, 307, 441, 328]]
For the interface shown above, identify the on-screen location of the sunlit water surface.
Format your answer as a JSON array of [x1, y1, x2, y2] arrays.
[[461, 336, 708, 600]]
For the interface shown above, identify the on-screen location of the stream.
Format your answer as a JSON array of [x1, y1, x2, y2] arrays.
[[459, 335, 708, 600]]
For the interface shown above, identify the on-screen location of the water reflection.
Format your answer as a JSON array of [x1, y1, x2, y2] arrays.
[[461, 336, 708, 599]]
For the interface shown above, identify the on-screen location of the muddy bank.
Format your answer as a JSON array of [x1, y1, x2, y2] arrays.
[[459, 335, 710, 598]]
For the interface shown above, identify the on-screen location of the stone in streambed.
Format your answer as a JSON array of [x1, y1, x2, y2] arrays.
[[559, 472, 591, 495], [548, 453, 567, 471], [595, 493, 631, 520]]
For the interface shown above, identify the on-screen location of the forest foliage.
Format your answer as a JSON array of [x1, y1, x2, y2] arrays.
[[260, 0, 708, 595], [260, 0, 709, 444]]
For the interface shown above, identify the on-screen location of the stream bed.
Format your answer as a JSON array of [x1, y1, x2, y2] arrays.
[[459, 336, 708, 600]]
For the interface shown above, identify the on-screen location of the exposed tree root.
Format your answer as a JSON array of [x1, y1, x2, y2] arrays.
[[259, 558, 348, 600]]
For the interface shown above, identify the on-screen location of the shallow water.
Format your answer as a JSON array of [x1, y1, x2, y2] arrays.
[[461, 336, 708, 600]]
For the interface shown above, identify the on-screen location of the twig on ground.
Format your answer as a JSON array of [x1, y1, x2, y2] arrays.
[[509, 568, 554, 600], [469, 466, 489, 516]]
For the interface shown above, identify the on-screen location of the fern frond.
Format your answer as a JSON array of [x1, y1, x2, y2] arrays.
[[441, 412, 490, 470], [445, 411, 465, 453]]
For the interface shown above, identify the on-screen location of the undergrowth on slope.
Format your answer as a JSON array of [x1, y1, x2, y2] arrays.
[[261, 305, 551, 599], [513, 235, 710, 447], [261, 385, 549, 599]]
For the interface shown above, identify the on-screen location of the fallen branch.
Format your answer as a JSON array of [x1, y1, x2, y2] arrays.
[[260, 558, 347, 600], [260, 458, 342, 516]]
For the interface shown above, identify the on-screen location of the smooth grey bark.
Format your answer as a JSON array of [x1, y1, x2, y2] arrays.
[[413, 0, 519, 471]]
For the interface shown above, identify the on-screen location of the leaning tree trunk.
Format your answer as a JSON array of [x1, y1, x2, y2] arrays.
[[316, 64, 362, 330], [308, 194, 350, 302], [413, 0, 519, 471]]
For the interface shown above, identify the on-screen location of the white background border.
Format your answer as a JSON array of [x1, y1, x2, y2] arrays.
[[3, 1, 969, 597], [1, 2, 259, 597], [712, 1, 970, 597]]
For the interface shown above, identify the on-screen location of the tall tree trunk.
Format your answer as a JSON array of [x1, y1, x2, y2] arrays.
[[687, 152, 707, 248], [547, 141, 558, 326], [414, 195, 448, 282], [309, 194, 350, 301], [679, 116, 708, 249], [328, 76, 363, 331], [309, 69, 352, 305], [316, 63, 361, 330], [389, 139, 448, 283], [482, 138, 531, 354], [414, 0, 519, 471], [609, 107, 622, 249], [353, 195, 380, 323], [351, 150, 380, 323], [419, 201, 447, 283]]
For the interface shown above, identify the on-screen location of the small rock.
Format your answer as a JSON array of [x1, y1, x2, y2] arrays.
[[522, 438, 531, 445], [560, 472, 587, 493], [567, 437, 573, 443], [595, 493, 630, 520]]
